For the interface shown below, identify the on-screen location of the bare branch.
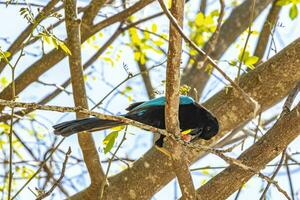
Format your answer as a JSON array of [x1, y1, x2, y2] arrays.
[[101, 36, 300, 199], [36, 147, 71, 200], [64, 0, 106, 197], [163, 0, 196, 198], [0, 0, 60, 73], [195, 104, 300, 199], [181, 0, 273, 96], [253, 0, 282, 65]]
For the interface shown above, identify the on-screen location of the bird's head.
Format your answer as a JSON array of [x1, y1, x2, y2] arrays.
[[181, 114, 219, 143]]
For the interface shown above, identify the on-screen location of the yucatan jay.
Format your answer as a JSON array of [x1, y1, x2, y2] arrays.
[[53, 96, 219, 147]]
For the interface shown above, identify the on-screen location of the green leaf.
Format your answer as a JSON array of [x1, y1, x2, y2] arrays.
[[103, 57, 114, 66], [4, 51, 11, 58], [210, 9, 220, 17], [51, 37, 58, 49], [0, 123, 10, 133], [244, 56, 259, 66], [289, 4, 298, 20], [229, 60, 237, 66], [111, 126, 125, 131], [103, 131, 118, 154], [195, 12, 205, 27], [276, 0, 291, 6], [238, 49, 250, 62], [43, 35, 51, 45], [151, 24, 157, 33], [59, 42, 72, 55], [0, 77, 8, 87], [153, 39, 164, 46], [124, 86, 132, 92]]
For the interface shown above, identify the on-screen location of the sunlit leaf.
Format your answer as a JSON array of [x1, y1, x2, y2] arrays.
[[134, 51, 141, 61], [244, 56, 259, 66], [201, 169, 210, 175], [4, 51, 11, 58], [276, 0, 291, 6], [151, 24, 157, 33], [111, 126, 125, 131], [103, 131, 118, 154], [103, 57, 114, 66], [195, 12, 205, 27], [59, 42, 72, 55], [0, 123, 10, 133], [289, 4, 298, 20], [153, 39, 164, 46]]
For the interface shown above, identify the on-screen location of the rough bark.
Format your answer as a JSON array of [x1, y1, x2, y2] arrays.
[[196, 103, 300, 199], [0, 0, 155, 104], [164, 0, 196, 199], [64, 0, 105, 198], [181, 0, 273, 96], [0, 0, 60, 73], [100, 37, 300, 199]]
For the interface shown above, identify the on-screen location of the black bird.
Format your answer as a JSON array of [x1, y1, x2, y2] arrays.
[[53, 96, 219, 147]]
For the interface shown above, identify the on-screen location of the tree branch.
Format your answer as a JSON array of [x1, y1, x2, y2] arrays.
[[181, 0, 273, 96], [195, 101, 300, 199], [0, 0, 155, 107], [163, 0, 196, 198], [0, 0, 60, 73], [64, 0, 106, 197], [101, 36, 300, 199], [253, 0, 282, 65]]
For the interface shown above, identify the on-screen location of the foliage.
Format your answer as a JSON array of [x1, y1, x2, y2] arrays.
[[276, 0, 300, 20]]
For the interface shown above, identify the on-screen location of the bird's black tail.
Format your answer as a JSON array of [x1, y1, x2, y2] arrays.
[[53, 118, 124, 137]]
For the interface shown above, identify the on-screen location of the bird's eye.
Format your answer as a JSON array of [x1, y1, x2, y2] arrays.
[[207, 127, 211, 131]]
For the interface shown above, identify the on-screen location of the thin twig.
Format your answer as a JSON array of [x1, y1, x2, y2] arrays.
[[157, 0, 260, 116], [36, 147, 71, 200], [91, 60, 166, 110], [11, 138, 65, 200], [99, 126, 128, 199], [259, 149, 286, 200], [285, 157, 295, 200], [236, 0, 256, 82]]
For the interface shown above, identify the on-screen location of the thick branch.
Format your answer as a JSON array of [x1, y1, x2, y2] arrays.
[[0, 0, 155, 105], [181, 0, 273, 96], [64, 0, 105, 197], [0, 0, 60, 73], [164, 0, 196, 199], [196, 103, 300, 199], [81, 0, 106, 25], [102, 37, 300, 199]]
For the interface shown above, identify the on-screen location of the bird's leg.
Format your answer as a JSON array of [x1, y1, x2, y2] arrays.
[[155, 145, 172, 157], [154, 135, 172, 157]]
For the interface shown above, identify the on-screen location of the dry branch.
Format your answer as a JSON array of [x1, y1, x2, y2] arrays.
[[163, 0, 196, 198], [253, 0, 282, 64], [196, 102, 300, 199], [101, 37, 300, 199], [64, 0, 105, 197], [181, 0, 273, 95], [0, 0, 155, 105]]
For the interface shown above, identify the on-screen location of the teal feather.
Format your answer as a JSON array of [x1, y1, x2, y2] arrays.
[[132, 96, 194, 111]]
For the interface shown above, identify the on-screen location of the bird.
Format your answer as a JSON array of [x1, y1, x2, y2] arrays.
[[53, 95, 219, 148]]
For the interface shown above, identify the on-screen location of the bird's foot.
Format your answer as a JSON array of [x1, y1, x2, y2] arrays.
[[155, 145, 172, 158]]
